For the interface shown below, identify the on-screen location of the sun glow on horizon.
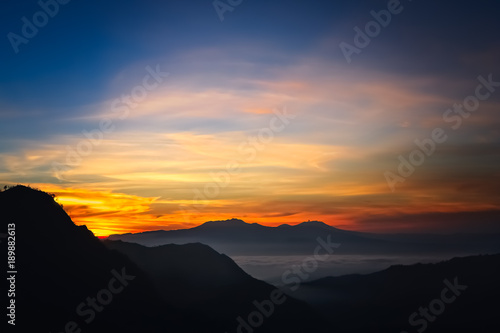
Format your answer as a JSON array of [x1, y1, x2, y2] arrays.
[[4, 182, 494, 237]]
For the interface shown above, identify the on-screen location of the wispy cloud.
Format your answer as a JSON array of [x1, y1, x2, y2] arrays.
[[2, 32, 499, 235]]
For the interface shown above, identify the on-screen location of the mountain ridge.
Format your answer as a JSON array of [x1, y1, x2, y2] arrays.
[[294, 253, 500, 333], [111, 218, 344, 236], [108, 217, 500, 256]]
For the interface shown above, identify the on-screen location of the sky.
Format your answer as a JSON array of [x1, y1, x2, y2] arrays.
[[1, 0, 499, 236]]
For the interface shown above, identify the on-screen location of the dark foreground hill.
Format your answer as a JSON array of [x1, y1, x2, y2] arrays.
[[1, 186, 183, 332], [104, 240, 329, 332], [294, 254, 500, 333], [0, 186, 328, 333]]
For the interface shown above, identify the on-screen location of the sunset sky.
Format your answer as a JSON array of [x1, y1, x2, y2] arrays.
[[1, 0, 499, 236]]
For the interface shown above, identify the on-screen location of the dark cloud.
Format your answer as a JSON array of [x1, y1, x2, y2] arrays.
[[354, 210, 500, 233]]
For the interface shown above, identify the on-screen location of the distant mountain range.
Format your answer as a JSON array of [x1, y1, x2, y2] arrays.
[[108, 218, 500, 256]]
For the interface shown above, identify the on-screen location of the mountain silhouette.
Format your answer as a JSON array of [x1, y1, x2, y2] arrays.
[[0, 186, 328, 332], [0, 185, 202, 332], [294, 254, 500, 333], [108, 218, 500, 255], [3, 185, 499, 333], [104, 239, 329, 332]]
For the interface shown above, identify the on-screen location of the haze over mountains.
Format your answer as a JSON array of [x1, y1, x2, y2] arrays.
[[108, 218, 500, 256]]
